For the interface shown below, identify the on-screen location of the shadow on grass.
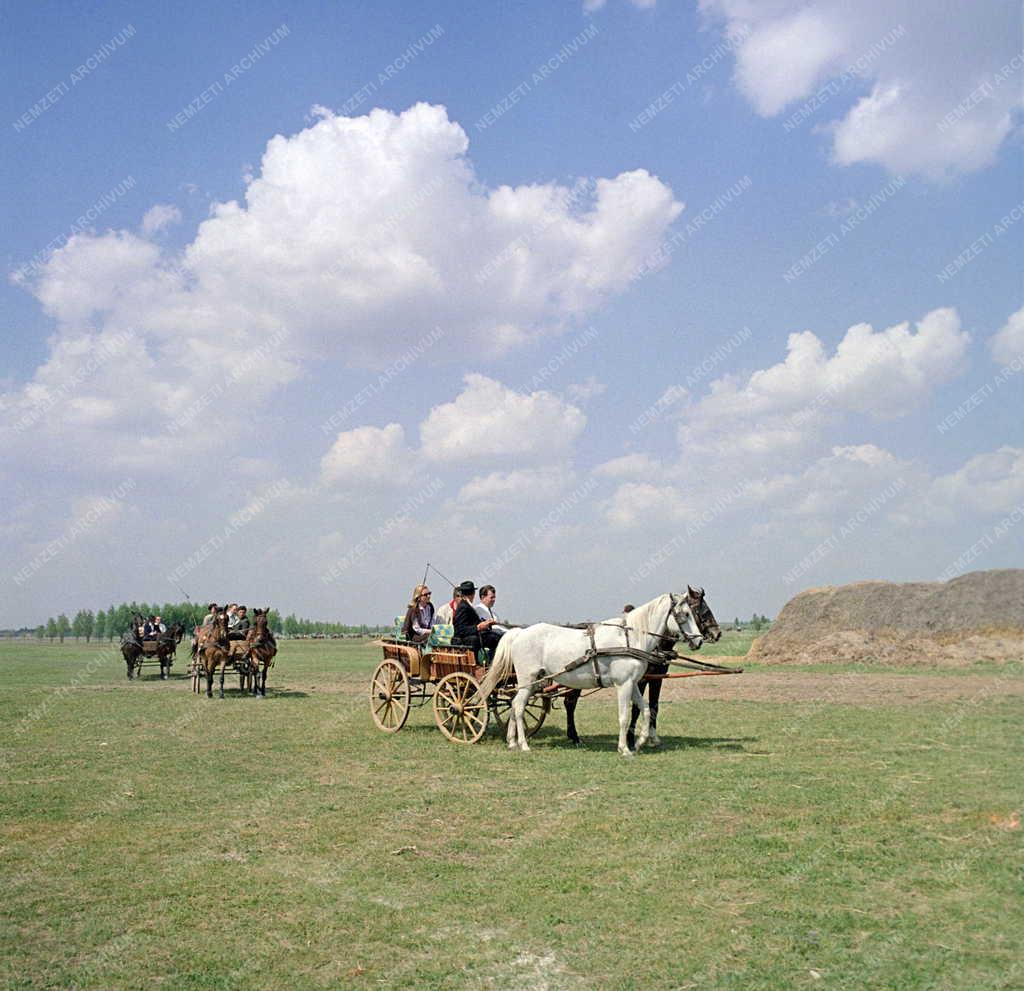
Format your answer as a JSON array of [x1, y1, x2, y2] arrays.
[[536, 731, 759, 752], [191, 688, 310, 700]]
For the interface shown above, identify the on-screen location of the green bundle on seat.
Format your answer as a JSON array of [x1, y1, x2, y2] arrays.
[[430, 623, 454, 647]]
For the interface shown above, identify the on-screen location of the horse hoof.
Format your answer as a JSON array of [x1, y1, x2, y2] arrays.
[[619, 748, 636, 758]]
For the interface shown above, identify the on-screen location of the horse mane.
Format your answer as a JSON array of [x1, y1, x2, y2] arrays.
[[621, 594, 671, 637]]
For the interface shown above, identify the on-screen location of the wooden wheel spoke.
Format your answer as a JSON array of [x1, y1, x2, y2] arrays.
[[432, 672, 486, 744], [370, 660, 409, 733]]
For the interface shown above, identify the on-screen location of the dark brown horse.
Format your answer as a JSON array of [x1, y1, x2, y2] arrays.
[[121, 613, 144, 679], [197, 610, 231, 698], [246, 608, 277, 698], [155, 623, 185, 680]]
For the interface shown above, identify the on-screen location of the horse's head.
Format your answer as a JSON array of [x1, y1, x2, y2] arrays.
[[686, 585, 720, 643], [213, 610, 229, 641], [170, 622, 185, 643], [665, 587, 720, 649], [666, 593, 703, 649]]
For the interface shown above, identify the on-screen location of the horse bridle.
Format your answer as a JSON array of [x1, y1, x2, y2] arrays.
[[666, 593, 701, 650]]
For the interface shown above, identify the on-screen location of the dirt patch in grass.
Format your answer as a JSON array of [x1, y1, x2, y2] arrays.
[[305, 660, 1024, 706], [656, 665, 1024, 704]]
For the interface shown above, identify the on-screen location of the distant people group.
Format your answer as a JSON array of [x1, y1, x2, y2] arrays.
[[199, 602, 250, 638], [192, 602, 275, 660], [401, 579, 508, 657], [139, 615, 166, 638]]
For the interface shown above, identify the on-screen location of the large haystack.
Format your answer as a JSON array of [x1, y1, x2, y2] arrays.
[[750, 569, 1024, 666]]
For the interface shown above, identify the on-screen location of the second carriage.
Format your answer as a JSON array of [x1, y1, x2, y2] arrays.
[[370, 630, 550, 744]]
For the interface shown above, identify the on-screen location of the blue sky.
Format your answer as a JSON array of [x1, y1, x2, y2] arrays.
[[2, 0, 1021, 628]]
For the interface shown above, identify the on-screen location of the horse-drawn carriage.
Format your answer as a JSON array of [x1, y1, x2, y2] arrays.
[[188, 640, 264, 694], [121, 621, 184, 680], [370, 629, 550, 744], [189, 608, 278, 698], [370, 588, 738, 751]]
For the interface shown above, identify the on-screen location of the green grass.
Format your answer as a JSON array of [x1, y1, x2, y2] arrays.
[[1, 640, 1021, 990], [692, 627, 759, 657]]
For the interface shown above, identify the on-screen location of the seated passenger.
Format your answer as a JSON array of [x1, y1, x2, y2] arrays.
[[229, 606, 250, 641], [453, 580, 504, 656], [201, 603, 219, 628], [474, 585, 508, 634], [401, 584, 434, 645], [433, 587, 461, 626], [143, 615, 158, 638]]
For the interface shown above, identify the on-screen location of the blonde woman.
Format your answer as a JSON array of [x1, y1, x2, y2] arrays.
[[401, 584, 434, 644]]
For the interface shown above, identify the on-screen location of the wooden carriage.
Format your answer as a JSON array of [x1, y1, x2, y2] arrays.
[[188, 640, 258, 693], [139, 640, 167, 662], [370, 636, 549, 744], [129, 634, 181, 679]]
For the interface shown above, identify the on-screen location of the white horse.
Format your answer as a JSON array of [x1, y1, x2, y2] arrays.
[[477, 591, 714, 756]]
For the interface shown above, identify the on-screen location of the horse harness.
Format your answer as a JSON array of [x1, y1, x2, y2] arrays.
[[560, 620, 677, 689]]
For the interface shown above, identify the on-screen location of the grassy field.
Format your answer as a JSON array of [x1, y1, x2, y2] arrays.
[[1, 639, 1021, 990]]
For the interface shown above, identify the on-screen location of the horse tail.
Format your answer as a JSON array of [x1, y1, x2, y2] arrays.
[[475, 629, 520, 700]]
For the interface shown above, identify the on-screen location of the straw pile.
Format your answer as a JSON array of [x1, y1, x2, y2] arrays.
[[750, 569, 1024, 666]]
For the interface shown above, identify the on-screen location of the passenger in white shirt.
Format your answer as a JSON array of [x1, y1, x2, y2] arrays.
[[474, 585, 508, 633]]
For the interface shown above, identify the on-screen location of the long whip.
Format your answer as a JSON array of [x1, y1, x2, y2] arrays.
[[424, 562, 458, 590], [169, 578, 201, 631]]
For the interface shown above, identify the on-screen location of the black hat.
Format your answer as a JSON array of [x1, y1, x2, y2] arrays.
[[458, 580, 476, 596]]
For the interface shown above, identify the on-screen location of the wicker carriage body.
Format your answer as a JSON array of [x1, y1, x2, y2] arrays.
[[380, 639, 486, 682]]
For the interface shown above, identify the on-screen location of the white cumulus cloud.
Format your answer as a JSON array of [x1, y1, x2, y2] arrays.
[[456, 466, 575, 507], [320, 424, 414, 485], [4, 103, 679, 473], [991, 304, 1024, 365], [140, 204, 182, 236], [700, 0, 1023, 177], [679, 307, 970, 458], [420, 374, 586, 462], [928, 446, 1024, 517]]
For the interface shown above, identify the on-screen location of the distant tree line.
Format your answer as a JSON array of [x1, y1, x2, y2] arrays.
[[730, 614, 772, 631], [27, 602, 388, 641]]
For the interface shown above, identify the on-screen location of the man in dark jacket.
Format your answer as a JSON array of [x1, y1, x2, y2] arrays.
[[229, 605, 250, 641], [453, 580, 504, 657]]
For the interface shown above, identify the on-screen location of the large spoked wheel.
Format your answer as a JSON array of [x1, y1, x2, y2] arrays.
[[490, 690, 550, 739], [370, 660, 411, 733], [433, 671, 488, 744]]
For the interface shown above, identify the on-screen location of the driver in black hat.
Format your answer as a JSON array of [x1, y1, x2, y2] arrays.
[[452, 580, 504, 657]]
